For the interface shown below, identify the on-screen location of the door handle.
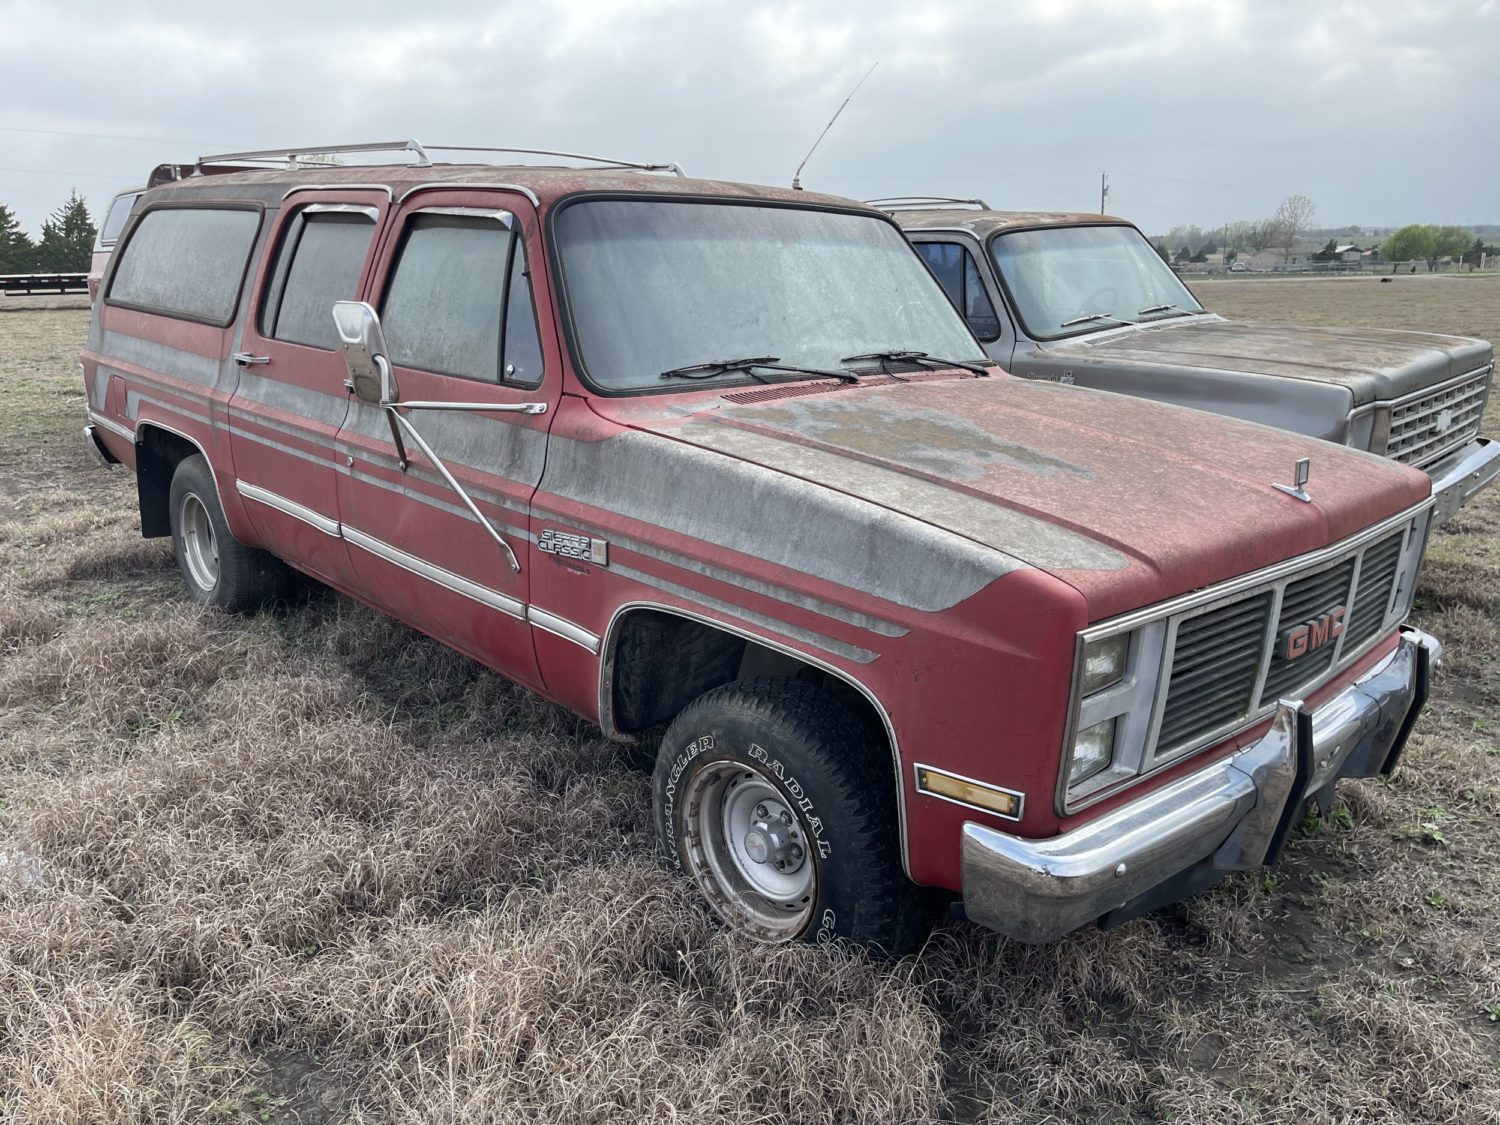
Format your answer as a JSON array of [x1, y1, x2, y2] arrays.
[[233, 353, 271, 366]]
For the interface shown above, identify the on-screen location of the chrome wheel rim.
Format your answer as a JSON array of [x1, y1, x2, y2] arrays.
[[679, 760, 817, 941], [178, 492, 219, 592]]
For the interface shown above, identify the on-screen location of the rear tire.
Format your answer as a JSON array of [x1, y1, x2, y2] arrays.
[[653, 678, 925, 953], [168, 455, 286, 612]]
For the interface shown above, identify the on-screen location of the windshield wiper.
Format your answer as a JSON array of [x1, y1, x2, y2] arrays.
[[1058, 312, 1132, 329], [1137, 303, 1198, 319], [840, 349, 992, 377], [658, 356, 858, 384]]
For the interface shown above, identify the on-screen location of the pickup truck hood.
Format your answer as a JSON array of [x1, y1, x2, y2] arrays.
[[1040, 315, 1492, 407], [598, 374, 1431, 620]]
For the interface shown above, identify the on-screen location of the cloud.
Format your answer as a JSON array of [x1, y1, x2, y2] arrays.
[[0, 0, 1495, 233]]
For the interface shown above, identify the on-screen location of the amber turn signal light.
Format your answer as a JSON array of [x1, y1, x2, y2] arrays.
[[916, 765, 1023, 820]]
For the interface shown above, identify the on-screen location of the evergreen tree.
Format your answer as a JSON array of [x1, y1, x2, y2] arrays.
[[0, 204, 35, 273], [34, 190, 96, 272]]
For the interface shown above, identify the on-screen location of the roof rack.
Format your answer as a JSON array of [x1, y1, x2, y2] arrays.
[[866, 195, 991, 211], [187, 139, 686, 177]]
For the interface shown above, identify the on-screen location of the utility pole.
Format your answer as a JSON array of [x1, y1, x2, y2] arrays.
[[1099, 172, 1109, 214]]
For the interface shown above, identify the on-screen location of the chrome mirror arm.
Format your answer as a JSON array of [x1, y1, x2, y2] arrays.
[[385, 410, 522, 573], [391, 400, 547, 415]]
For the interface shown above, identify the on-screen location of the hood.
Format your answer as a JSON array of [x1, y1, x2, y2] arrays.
[[1040, 316, 1492, 406], [595, 374, 1431, 620]]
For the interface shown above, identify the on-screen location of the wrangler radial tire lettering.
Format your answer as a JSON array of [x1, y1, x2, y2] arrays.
[[652, 678, 925, 954], [167, 455, 287, 612]]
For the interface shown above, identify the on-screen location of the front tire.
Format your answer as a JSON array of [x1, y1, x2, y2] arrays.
[[168, 455, 286, 612], [653, 678, 924, 953]]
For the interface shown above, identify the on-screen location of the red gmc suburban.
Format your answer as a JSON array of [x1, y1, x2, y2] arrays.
[[81, 141, 1441, 952]]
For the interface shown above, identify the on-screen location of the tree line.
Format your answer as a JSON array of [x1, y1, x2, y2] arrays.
[[0, 190, 97, 274], [1155, 195, 1318, 264], [1153, 197, 1492, 269]]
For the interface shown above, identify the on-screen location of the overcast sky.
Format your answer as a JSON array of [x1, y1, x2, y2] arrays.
[[3, 0, 1496, 238]]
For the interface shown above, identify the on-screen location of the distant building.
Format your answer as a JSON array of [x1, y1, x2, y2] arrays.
[[1247, 248, 1311, 271]]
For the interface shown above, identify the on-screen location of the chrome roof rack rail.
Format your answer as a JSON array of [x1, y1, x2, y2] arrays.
[[197, 139, 436, 168], [424, 145, 685, 177], [191, 139, 685, 177], [866, 195, 991, 211]]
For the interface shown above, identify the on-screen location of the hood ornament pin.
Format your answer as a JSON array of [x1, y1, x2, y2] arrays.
[[1274, 457, 1312, 503]]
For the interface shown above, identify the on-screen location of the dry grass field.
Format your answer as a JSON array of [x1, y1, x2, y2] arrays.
[[1, 275, 1498, 1124]]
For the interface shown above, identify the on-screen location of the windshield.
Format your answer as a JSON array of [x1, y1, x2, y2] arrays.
[[989, 224, 1203, 340], [554, 200, 986, 391], [98, 191, 142, 248]]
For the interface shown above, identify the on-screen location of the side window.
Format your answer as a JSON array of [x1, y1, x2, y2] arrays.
[[916, 240, 1002, 342], [97, 191, 142, 249], [260, 211, 376, 350], [917, 241, 964, 308], [380, 214, 542, 386], [107, 207, 261, 324]]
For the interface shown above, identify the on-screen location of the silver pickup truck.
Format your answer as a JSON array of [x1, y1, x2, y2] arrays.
[[880, 198, 1499, 523]]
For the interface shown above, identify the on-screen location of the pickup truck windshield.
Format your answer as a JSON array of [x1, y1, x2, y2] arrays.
[[555, 200, 986, 391], [990, 224, 1204, 341]]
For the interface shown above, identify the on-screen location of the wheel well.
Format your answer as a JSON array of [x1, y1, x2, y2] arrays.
[[606, 608, 888, 749], [134, 425, 203, 538]]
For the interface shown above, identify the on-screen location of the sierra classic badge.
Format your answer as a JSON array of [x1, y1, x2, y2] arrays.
[[1279, 605, 1347, 661]]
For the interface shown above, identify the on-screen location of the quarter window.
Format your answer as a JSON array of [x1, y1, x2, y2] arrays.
[[261, 211, 376, 350], [916, 241, 1002, 341], [107, 207, 261, 324], [380, 215, 541, 385], [97, 190, 142, 248]]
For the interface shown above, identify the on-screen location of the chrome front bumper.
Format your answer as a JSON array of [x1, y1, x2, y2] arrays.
[[962, 627, 1441, 943], [1428, 438, 1500, 525]]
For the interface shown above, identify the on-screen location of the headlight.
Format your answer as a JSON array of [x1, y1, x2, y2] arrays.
[[1081, 634, 1128, 695], [1061, 620, 1169, 809], [1344, 409, 1376, 451], [1069, 718, 1116, 784]]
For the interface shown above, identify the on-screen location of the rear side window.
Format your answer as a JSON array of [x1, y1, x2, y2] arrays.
[[107, 207, 261, 325], [380, 215, 542, 385], [916, 241, 1001, 341], [98, 191, 142, 248], [261, 211, 376, 350]]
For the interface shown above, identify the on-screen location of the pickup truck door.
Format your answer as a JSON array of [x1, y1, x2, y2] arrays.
[[910, 236, 1015, 368], [226, 189, 390, 589], [333, 189, 557, 691]]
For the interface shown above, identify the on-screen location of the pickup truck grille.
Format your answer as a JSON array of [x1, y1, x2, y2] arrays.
[[1156, 594, 1272, 750], [1384, 368, 1490, 467], [1154, 522, 1416, 759]]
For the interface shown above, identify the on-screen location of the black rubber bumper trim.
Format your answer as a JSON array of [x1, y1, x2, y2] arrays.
[[1379, 638, 1431, 777]]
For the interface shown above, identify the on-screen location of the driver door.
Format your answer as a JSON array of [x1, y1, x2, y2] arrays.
[[334, 190, 557, 690]]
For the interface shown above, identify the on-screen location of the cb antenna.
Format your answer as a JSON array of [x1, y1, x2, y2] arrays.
[[791, 61, 878, 191]]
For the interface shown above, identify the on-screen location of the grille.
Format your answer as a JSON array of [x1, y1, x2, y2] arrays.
[[1260, 559, 1357, 703], [1151, 520, 1414, 758], [1385, 369, 1490, 467], [1343, 530, 1405, 648], [1158, 594, 1272, 752]]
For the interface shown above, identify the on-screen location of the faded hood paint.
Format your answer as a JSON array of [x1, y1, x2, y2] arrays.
[[1041, 316, 1492, 406], [595, 374, 1431, 621]]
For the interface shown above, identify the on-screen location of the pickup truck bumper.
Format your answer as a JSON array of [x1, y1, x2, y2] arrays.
[[82, 423, 118, 468], [1428, 437, 1500, 525], [961, 627, 1441, 943]]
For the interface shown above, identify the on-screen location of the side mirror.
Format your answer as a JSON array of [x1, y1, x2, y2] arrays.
[[332, 300, 396, 405]]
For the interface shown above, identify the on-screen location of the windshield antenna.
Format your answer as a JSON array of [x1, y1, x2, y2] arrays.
[[791, 61, 878, 191]]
